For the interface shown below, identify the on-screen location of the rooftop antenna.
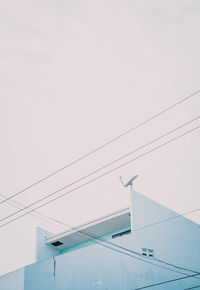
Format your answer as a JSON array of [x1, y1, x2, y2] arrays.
[[120, 175, 138, 233], [120, 175, 138, 190]]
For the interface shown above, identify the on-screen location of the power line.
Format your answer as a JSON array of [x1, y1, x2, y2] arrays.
[[0, 194, 66, 230], [74, 233, 190, 276], [48, 218, 200, 278], [1, 90, 199, 205], [185, 285, 200, 290], [47, 216, 199, 277], [4, 194, 197, 282], [0, 124, 199, 229], [32, 187, 200, 284], [85, 231, 199, 277], [3, 197, 197, 284], [134, 273, 200, 290], [1, 116, 199, 223], [154, 257, 200, 276], [134, 207, 200, 233], [77, 233, 190, 276], [8, 190, 195, 280], [4, 195, 192, 279], [44, 202, 200, 272]]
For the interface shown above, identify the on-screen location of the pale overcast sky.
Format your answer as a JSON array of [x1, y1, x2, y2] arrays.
[[0, 0, 200, 275]]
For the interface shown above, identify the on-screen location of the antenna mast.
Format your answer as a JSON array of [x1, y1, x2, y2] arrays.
[[120, 175, 138, 232]]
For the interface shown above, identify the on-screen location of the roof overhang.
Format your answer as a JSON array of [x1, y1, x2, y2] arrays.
[[46, 207, 131, 251]]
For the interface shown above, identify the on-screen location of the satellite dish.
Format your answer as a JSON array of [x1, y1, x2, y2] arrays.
[[120, 175, 138, 189]]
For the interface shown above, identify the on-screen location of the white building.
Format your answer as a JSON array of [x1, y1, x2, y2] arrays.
[[0, 188, 200, 290]]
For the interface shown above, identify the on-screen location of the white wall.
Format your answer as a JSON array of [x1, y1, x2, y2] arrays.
[[1, 192, 200, 289]]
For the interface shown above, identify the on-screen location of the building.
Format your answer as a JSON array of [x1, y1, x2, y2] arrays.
[[0, 187, 200, 290]]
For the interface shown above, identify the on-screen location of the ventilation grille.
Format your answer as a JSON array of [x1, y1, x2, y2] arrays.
[[142, 248, 154, 257]]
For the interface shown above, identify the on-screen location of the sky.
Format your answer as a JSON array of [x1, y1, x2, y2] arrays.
[[0, 0, 200, 276]]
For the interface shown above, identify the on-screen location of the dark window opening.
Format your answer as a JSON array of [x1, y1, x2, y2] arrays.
[[51, 241, 63, 247]]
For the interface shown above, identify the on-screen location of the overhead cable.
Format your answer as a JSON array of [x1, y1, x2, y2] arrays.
[[134, 207, 200, 233], [184, 285, 200, 290], [0, 116, 199, 223], [0, 194, 66, 230], [46, 217, 200, 278], [1, 90, 199, 205], [134, 273, 200, 290], [0, 124, 199, 229], [46, 216, 200, 278]]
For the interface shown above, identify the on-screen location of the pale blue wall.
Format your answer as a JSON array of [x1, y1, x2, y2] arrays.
[[24, 258, 56, 290], [1, 192, 200, 290], [36, 228, 59, 262], [23, 225, 200, 290], [0, 268, 24, 290]]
